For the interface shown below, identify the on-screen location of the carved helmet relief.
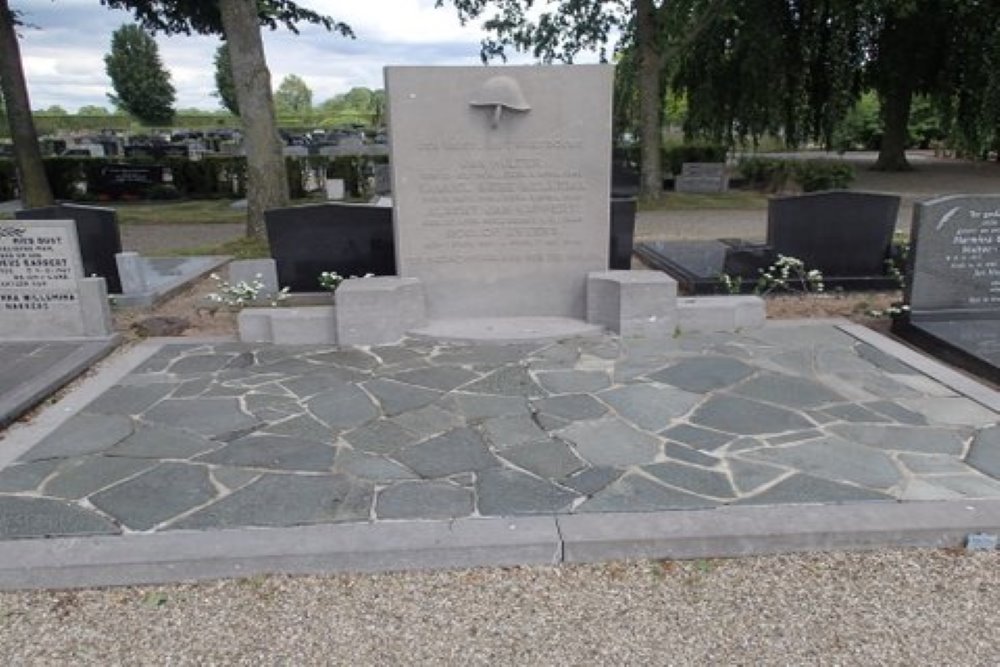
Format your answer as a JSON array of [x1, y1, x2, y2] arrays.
[[469, 75, 531, 128]]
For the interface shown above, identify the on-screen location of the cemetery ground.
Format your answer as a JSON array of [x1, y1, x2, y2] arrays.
[[1, 151, 999, 661]]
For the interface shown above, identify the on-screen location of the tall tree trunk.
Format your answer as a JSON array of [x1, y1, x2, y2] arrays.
[[218, 0, 288, 240], [0, 0, 52, 207], [635, 0, 664, 200], [874, 80, 913, 171]]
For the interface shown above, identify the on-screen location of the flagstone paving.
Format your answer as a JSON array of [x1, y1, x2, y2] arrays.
[[1, 324, 999, 540]]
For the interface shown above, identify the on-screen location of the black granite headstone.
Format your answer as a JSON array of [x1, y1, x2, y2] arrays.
[[610, 198, 637, 270], [95, 164, 164, 198], [893, 194, 1000, 382], [16, 204, 123, 294], [767, 190, 899, 276], [265, 203, 396, 292], [373, 164, 392, 196]]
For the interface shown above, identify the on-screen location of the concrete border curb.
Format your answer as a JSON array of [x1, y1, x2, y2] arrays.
[[0, 517, 561, 590]]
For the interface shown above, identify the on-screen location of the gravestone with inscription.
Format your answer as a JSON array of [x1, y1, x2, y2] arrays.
[[0, 220, 112, 339], [386, 65, 613, 322], [895, 194, 1000, 381]]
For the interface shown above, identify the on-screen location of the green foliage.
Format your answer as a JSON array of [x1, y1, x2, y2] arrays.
[[212, 43, 238, 116], [0, 159, 16, 200], [317, 87, 385, 127], [104, 24, 176, 125], [737, 157, 854, 193], [274, 74, 312, 115], [831, 92, 882, 152]]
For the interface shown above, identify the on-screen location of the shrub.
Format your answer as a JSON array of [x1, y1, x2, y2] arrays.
[[663, 142, 727, 175], [737, 157, 855, 192]]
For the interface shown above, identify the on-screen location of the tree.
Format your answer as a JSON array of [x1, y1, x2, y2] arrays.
[[0, 1, 53, 206], [100, 0, 353, 239], [105, 23, 176, 125], [78, 105, 112, 116], [274, 73, 312, 115], [212, 42, 238, 115]]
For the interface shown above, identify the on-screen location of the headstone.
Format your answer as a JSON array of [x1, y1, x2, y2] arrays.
[[16, 204, 123, 294], [93, 164, 165, 198], [895, 194, 1000, 381], [674, 162, 728, 193], [0, 219, 112, 338], [386, 65, 613, 319], [610, 198, 637, 270], [264, 203, 396, 292], [325, 178, 346, 200], [767, 190, 899, 276], [373, 163, 392, 196]]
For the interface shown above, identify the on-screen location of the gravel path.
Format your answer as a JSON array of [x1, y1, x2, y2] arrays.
[[120, 223, 244, 256], [1, 550, 997, 664]]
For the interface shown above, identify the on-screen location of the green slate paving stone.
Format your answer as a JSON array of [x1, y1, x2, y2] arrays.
[[43, 456, 156, 500], [389, 405, 464, 439], [598, 384, 702, 431], [197, 435, 337, 472], [829, 423, 967, 455], [661, 442, 720, 467], [210, 466, 260, 491], [821, 403, 891, 424], [431, 343, 541, 368], [20, 413, 134, 462], [169, 473, 373, 530], [725, 437, 765, 453], [375, 481, 474, 519], [476, 467, 579, 516], [576, 472, 716, 513], [814, 349, 883, 376], [914, 474, 1000, 497], [168, 354, 240, 375], [966, 426, 1000, 479], [559, 418, 661, 467], [689, 395, 814, 435], [733, 373, 845, 409], [446, 393, 529, 420], [394, 427, 499, 478], [864, 400, 928, 426], [131, 349, 183, 374], [144, 398, 258, 439], [647, 357, 756, 393], [369, 345, 427, 366], [898, 453, 973, 475], [343, 419, 420, 455], [334, 449, 419, 481], [460, 366, 546, 398], [84, 383, 176, 416], [733, 473, 893, 506], [0, 496, 119, 539], [560, 466, 623, 495], [481, 414, 548, 449], [744, 436, 901, 490], [262, 413, 334, 442], [535, 413, 570, 431], [0, 459, 62, 493], [525, 341, 582, 370], [387, 366, 479, 392], [728, 458, 789, 494], [535, 370, 611, 394], [306, 348, 381, 371], [306, 386, 379, 429], [363, 378, 443, 416], [531, 394, 608, 421], [243, 394, 304, 423], [90, 462, 217, 531], [171, 377, 213, 399], [766, 430, 824, 446], [660, 423, 732, 451], [500, 439, 585, 479], [642, 462, 736, 499], [854, 343, 918, 375], [280, 373, 360, 400]]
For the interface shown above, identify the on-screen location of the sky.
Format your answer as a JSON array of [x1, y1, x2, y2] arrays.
[[13, 0, 601, 113]]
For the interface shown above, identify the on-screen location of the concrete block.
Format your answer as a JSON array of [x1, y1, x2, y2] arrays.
[[228, 259, 279, 296], [677, 295, 765, 333], [79, 277, 113, 337], [587, 270, 677, 337], [271, 306, 337, 345], [237, 308, 274, 343], [115, 252, 148, 294], [336, 277, 426, 346]]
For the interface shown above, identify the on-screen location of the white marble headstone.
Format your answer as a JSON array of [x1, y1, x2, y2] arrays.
[[386, 65, 613, 320]]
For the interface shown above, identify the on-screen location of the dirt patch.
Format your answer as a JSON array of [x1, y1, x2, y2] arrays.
[[113, 274, 238, 341]]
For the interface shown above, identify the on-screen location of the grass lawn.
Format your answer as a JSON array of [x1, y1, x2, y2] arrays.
[[112, 199, 245, 225], [170, 235, 271, 259]]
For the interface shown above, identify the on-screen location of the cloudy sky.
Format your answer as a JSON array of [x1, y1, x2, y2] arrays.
[[14, 0, 600, 113]]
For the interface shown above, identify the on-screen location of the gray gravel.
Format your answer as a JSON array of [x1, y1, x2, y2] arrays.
[[120, 223, 244, 255], [1, 549, 997, 664]]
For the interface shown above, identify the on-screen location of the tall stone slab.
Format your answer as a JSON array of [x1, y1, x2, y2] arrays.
[[0, 220, 110, 338], [386, 65, 613, 320]]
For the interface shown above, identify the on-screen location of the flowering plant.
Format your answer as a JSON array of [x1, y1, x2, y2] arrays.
[[206, 273, 289, 309], [755, 255, 824, 295], [318, 271, 374, 292]]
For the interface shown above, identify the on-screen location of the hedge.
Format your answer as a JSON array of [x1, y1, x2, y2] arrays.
[[737, 157, 855, 192]]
